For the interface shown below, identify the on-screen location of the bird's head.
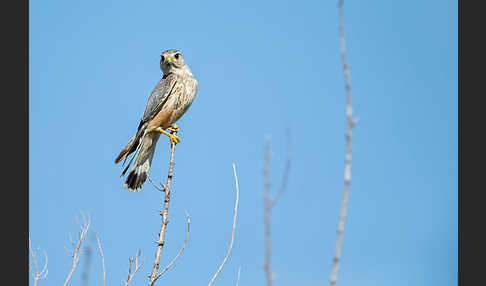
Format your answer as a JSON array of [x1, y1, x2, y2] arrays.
[[160, 49, 186, 75]]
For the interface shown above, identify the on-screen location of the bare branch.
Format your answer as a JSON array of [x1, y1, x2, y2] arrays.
[[235, 266, 241, 286], [63, 211, 91, 286], [269, 128, 291, 208], [263, 137, 274, 286], [155, 210, 191, 280], [68, 232, 74, 248], [149, 129, 178, 286], [125, 249, 144, 286], [39, 250, 48, 280], [207, 163, 240, 286], [263, 130, 291, 286], [147, 174, 166, 192], [329, 1, 357, 286], [81, 239, 93, 286], [29, 237, 48, 286], [96, 235, 106, 286]]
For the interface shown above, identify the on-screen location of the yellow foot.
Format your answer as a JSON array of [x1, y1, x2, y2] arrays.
[[168, 133, 181, 145], [167, 125, 179, 133], [156, 127, 182, 145]]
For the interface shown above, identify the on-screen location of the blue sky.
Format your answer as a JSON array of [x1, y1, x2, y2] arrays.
[[29, 0, 457, 285]]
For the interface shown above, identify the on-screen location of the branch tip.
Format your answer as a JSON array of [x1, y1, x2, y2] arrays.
[[208, 164, 240, 286]]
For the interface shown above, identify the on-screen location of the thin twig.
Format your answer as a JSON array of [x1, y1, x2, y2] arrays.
[[81, 239, 93, 286], [263, 137, 274, 286], [125, 249, 144, 286], [207, 163, 240, 286], [29, 237, 48, 286], [96, 235, 106, 286], [263, 130, 291, 286], [155, 210, 191, 279], [269, 128, 292, 208], [235, 266, 241, 286], [148, 174, 166, 192], [329, 1, 358, 286], [63, 211, 91, 286], [149, 130, 178, 286]]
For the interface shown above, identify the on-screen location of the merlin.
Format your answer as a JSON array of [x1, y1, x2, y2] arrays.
[[115, 49, 198, 191]]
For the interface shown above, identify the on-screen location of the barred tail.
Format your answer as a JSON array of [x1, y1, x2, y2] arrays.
[[124, 133, 160, 191]]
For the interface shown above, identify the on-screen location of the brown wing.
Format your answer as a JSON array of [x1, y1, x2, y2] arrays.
[[114, 74, 178, 165]]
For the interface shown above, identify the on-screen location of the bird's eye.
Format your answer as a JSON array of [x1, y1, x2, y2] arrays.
[[174, 53, 180, 59], [161, 56, 165, 62]]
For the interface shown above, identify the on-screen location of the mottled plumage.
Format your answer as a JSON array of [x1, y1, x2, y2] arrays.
[[115, 49, 198, 191]]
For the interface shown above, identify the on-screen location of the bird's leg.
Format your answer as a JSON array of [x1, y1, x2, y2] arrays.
[[156, 127, 181, 145], [167, 124, 179, 133]]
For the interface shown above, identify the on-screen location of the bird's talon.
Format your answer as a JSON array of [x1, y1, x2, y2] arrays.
[[169, 134, 181, 145], [168, 125, 180, 133], [155, 127, 181, 144]]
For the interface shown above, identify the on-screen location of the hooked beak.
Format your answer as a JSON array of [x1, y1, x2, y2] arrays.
[[164, 56, 175, 64]]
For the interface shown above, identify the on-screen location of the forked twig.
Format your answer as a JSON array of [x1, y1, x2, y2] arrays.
[[148, 174, 166, 192], [96, 235, 106, 286], [155, 210, 191, 280], [329, 1, 358, 286], [29, 237, 48, 286], [125, 250, 144, 286], [207, 163, 240, 286], [63, 211, 91, 286]]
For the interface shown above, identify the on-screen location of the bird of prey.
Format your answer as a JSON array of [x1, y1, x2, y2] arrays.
[[115, 49, 198, 191]]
